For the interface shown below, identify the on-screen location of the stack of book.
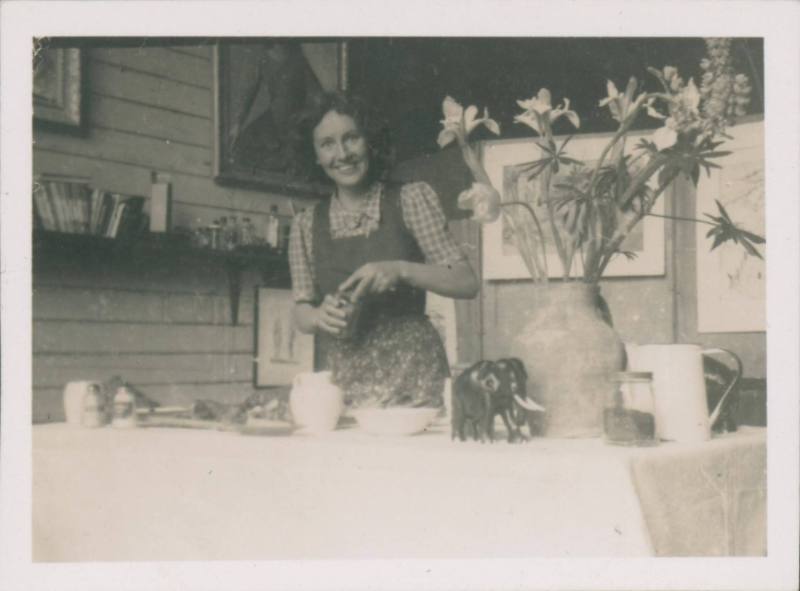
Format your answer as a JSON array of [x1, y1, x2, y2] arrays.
[[33, 175, 146, 239]]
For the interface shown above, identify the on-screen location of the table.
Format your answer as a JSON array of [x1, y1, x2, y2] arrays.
[[32, 421, 766, 561]]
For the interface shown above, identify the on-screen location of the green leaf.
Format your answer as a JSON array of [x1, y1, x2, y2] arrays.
[[739, 229, 766, 244]]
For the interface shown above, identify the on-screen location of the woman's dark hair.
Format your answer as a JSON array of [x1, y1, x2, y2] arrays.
[[290, 91, 394, 186]]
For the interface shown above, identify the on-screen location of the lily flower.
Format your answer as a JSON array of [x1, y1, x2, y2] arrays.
[[645, 97, 666, 120], [437, 96, 500, 148], [515, 88, 580, 136], [651, 118, 678, 151], [678, 78, 701, 113], [598, 77, 641, 123], [464, 105, 501, 136], [457, 182, 502, 223]]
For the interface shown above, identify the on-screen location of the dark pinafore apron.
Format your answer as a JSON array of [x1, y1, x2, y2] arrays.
[[311, 183, 449, 408]]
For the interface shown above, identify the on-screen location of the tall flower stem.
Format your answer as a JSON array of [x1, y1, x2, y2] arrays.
[[500, 201, 549, 280], [593, 169, 679, 279]]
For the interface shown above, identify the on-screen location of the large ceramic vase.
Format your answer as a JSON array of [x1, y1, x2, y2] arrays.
[[510, 282, 625, 438]]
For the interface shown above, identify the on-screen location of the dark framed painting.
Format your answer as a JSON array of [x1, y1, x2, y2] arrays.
[[33, 47, 83, 130], [213, 39, 348, 196]]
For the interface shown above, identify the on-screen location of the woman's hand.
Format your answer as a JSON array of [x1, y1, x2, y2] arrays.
[[338, 261, 407, 301], [313, 294, 350, 336]]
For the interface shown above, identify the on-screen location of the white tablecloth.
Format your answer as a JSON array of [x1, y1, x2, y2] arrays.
[[32, 421, 766, 561]]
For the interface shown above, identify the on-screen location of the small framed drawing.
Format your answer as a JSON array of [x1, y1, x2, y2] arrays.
[[33, 46, 83, 130], [254, 287, 314, 387], [695, 118, 765, 333], [481, 131, 666, 280]]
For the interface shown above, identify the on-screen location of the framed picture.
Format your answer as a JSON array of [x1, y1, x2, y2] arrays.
[[254, 287, 314, 387], [33, 47, 83, 129], [481, 131, 666, 280], [213, 40, 347, 196], [696, 118, 765, 333]]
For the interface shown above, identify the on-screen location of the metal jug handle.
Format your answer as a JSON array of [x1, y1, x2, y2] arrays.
[[703, 347, 743, 428]]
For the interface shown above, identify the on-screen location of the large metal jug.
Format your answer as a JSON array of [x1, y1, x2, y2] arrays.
[[626, 344, 741, 443]]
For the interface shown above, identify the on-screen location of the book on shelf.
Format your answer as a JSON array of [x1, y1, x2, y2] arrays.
[[32, 175, 146, 240]]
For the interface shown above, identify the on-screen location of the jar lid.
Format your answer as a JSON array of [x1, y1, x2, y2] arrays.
[[614, 371, 653, 381]]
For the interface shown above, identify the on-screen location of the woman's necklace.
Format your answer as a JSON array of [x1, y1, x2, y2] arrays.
[[335, 187, 372, 214]]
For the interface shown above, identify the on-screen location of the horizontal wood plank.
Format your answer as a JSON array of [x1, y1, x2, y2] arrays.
[[89, 94, 212, 148], [33, 319, 252, 354], [90, 47, 212, 88], [33, 352, 253, 389], [32, 285, 251, 324], [167, 45, 212, 60], [34, 126, 212, 178], [34, 286, 165, 323], [88, 59, 211, 118]]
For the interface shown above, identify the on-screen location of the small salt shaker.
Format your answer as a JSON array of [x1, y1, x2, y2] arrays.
[[112, 386, 137, 428]]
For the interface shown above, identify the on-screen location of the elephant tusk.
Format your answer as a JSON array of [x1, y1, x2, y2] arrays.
[[514, 394, 546, 412]]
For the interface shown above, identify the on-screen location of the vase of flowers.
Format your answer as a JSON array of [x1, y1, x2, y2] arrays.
[[438, 38, 762, 437]]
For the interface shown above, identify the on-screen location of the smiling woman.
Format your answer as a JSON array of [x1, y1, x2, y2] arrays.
[[287, 92, 479, 410]]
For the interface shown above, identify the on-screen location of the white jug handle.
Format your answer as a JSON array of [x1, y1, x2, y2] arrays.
[[293, 373, 303, 388], [703, 347, 743, 427]]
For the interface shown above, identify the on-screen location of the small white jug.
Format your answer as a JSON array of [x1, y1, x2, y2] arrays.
[[626, 344, 741, 443], [289, 371, 344, 433], [63, 381, 102, 426]]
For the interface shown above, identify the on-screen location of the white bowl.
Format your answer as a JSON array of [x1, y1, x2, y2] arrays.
[[352, 407, 439, 436]]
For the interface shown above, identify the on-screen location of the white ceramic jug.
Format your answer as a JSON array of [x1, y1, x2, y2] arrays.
[[289, 371, 344, 433], [63, 380, 102, 426], [626, 344, 741, 443]]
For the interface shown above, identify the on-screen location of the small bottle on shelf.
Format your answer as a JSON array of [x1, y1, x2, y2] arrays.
[[228, 216, 240, 250], [266, 205, 280, 249], [208, 219, 222, 250], [240, 217, 254, 246]]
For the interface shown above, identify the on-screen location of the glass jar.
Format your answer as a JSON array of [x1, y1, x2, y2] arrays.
[[603, 371, 658, 446]]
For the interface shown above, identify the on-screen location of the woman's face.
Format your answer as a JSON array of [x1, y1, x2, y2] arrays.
[[312, 110, 370, 191]]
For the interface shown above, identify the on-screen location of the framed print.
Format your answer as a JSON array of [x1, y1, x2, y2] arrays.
[[213, 40, 347, 196], [254, 287, 314, 387], [33, 47, 83, 129], [696, 118, 765, 333], [481, 131, 666, 280]]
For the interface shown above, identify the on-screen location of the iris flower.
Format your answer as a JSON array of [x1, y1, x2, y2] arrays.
[[437, 96, 500, 148], [514, 88, 580, 136], [457, 182, 502, 223]]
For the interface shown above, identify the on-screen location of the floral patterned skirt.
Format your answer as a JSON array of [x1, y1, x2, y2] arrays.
[[328, 313, 449, 409]]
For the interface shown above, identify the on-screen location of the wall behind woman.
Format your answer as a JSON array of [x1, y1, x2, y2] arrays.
[[32, 44, 306, 421]]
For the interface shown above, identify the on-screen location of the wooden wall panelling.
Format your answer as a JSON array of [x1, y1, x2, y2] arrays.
[[33, 127, 213, 178], [166, 45, 212, 60], [88, 59, 211, 118], [34, 286, 166, 323], [32, 321, 252, 355], [91, 47, 212, 89], [88, 95, 212, 147], [32, 43, 317, 423]]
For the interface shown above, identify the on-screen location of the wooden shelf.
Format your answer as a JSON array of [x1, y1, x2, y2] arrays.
[[33, 231, 291, 325]]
